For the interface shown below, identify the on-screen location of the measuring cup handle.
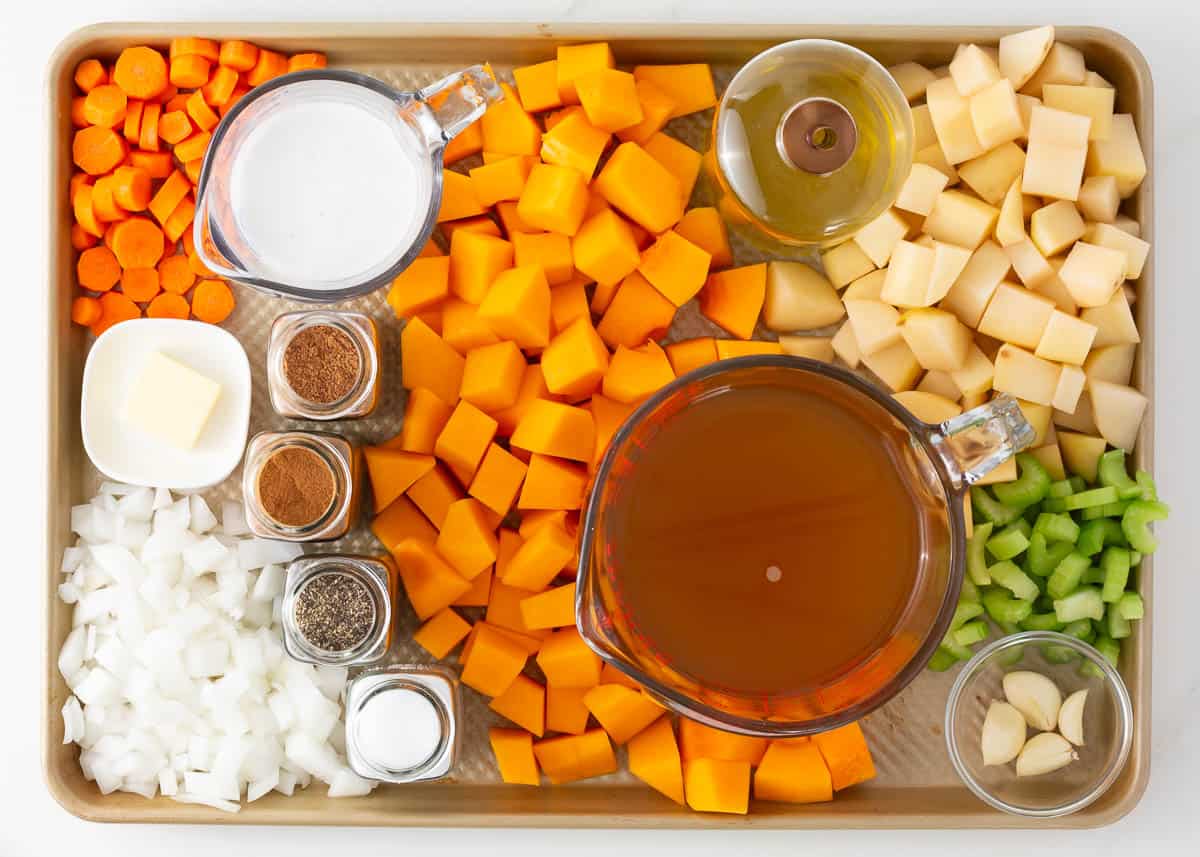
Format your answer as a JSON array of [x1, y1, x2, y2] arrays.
[[418, 65, 504, 143], [931, 394, 1036, 487]]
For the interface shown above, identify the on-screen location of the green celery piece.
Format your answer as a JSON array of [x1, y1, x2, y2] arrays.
[[1068, 476, 1087, 493], [1062, 618, 1095, 643], [966, 521, 995, 585], [1063, 486, 1121, 511], [998, 644, 1026, 666], [1009, 518, 1033, 539], [1101, 546, 1132, 603], [971, 486, 1021, 526], [1028, 534, 1074, 577], [1129, 551, 1142, 567], [1077, 518, 1126, 556], [952, 620, 990, 647], [1117, 591, 1145, 620], [1107, 605, 1131, 639], [928, 646, 961, 671], [1020, 612, 1064, 632], [1081, 565, 1105, 585], [988, 560, 1040, 600], [992, 453, 1051, 509], [1047, 551, 1090, 599], [1033, 512, 1081, 544], [1041, 644, 1078, 664], [951, 599, 985, 630], [1048, 479, 1077, 499], [987, 527, 1030, 561], [1135, 471, 1157, 501], [1122, 500, 1170, 554], [1080, 659, 1105, 678], [1042, 497, 1067, 513], [1081, 499, 1133, 520], [1054, 585, 1105, 623], [1023, 504, 1043, 526], [1094, 635, 1120, 667], [960, 576, 981, 602], [982, 589, 1034, 624], [1098, 449, 1142, 500], [996, 620, 1021, 636], [940, 632, 973, 661]]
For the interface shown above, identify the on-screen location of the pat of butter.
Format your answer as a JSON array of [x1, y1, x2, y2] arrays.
[[125, 352, 222, 450]]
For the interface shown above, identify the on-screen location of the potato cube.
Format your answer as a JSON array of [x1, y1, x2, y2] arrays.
[[927, 242, 973, 304], [1076, 175, 1120, 223], [880, 240, 934, 307], [977, 282, 1057, 348], [1112, 214, 1141, 237], [852, 208, 909, 267], [918, 369, 962, 400], [1085, 114, 1147, 198], [1015, 399, 1053, 446], [950, 343, 994, 399], [950, 44, 1002, 96], [994, 178, 1026, 247], [889, 62, 936, 102], [993, 344, 1062, 405], [1035, 310, 1098, 365], [923, 190, 999, 249], [895, 389, 963, 423], [1022, 105, 1090, 201], [898, 308, 972, 372], [914, 143, 960, 185], [1042, 84, 1114, 141], [1058, 241, 1125, 307], [1020, 43, 1086, 97], [842, 268, 888, 301], [1084, 343, 1136, 385], [999, 25, 1054, 90], [861, 339, 923, 392], [895, 163, 950, 216], [1016, 93, 1040, 142], [1080, 288, 1140, 347], [1052, 364, 1087, 413], [1004, 239, 1055, 288], [939, 240, 1010, 328], [1087, 222, 1150, 280], [762, 262, 843, 331], [925, 78, 985, 165], [1085, 70, 1114, 89], [1088, 377, 1147, 450], [1058, 430, 1106, 480], [778, 335, 834, 362], [957, 142, 1026, 206], [843, 299, 902, 356], [1030, 200, 1086, 257], [969, 79, 1025, 150], [830, 321, 861, 368], [820, 240, 876, 288], [911, 103, 937, 150]]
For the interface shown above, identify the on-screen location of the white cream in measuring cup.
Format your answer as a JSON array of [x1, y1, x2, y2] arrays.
[[193, 66, 502, 302]]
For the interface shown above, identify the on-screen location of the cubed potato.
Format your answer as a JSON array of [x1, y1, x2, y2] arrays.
[[1080, 287, 1140, 347], [926, 77, 985, 165], [927, 242, 973, 304], [762, 261, 844, 331], [994, 178, 1026, 247], [914, 143, 960, 185], [1004, 239, 1055, 288], [1020, 42, 1086, 97], [939, 240, 1010, 328], [1058, 430, 1106, 481], [778, 335, 834, 362], [919, 369, 963, 400], [830, 321, 860, 368], [1022, 105, 1090, 201], [889, 61, 936, 102], [1112, 214, 1141, 237], [880, 240, 935, 307], [1029, 200, 1086, 257], [957, 141, 1026, 205], [949, 343, 994, 398], [923, 190, 999, 250], [895, 163, 950, 216], [1087, 222, 1150, 279], [1088, 377, 1147, 450], [898, 308, 972, 371], [1052, 364, 1087, 413], [893, 390, 962, 423], [1042, 84, 1114, 141], [820, 240, 876, 289], [1054, 391, 1098, 434], [1058, 241, 1125, 307], [1029, 443, 1067, 480], [1035, 310, 1097, 364], [1015, 399, 1053, 446], [999, 25, 1055, 90], [1030, 273, 1078, 314], [852, 208, 910, 267], [843, 299, 902, 355], [1085, 114, 1146, 198], [1085, 70, 1114, 89], [842, 268, 888, 301], [1083, 343, 1136, 385], [977, 282, 1057, 348], [993, 344, 1062, 405], [911, 103, 937, 151], [1016, 93, 1040, 142], [950, 44, 1002, 96], [861, 339, 923, 392], [968, 79, 1025, 150], [1076, 175, 1120, 223]]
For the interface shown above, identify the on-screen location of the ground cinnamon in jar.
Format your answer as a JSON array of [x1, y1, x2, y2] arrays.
[[257, 445, 337, 527], [283, 324, 362, 404]]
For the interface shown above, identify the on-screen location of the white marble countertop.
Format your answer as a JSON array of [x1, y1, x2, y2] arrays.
[[5, 0, 1198, 854]]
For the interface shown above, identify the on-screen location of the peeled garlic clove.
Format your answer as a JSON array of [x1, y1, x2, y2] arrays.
[[1058, 689, 1088, 746], [981, 700, 1027, 765], [1002, 670, 1063, 732], [1016, 731, 1079, 776]]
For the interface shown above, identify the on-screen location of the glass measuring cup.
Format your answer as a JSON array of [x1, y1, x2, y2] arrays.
[[576, 356, 1033, 737], [193, 67, 502, 302]]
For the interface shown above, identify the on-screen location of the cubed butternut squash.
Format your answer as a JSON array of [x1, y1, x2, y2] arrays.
[[460, 340, 526, 412], [486, 578, 552, 639], [616, 78, 677, 144], [478, 265, 552, 349], [588, 394, 635, 464], [679, 719, 768, 765], [638, 230, 712, 306], [489, 727, 540, 786], [597, 271, 677, 348], [628, 717, 685, 804], [513, 59, 562, 113], [387, 256, 450, 318], [448, 229, 514, 304], [602, 344, 676, 404], [435, 498, 498, 579], [518, 454, 588, 511], [372, 495, 437, 552], [700, 263, 767, 340], [412, 607, 472, 659], [452, 565, 492, 607], [460, 622, 529, 697], [489, 674, 547, 736], [643, 132, 702, 202], [434, 400, 499, 486], [546, 686, 592, 735], [572, 209, 641, 287], [583, 684, 666, 745], [441, 214, 503, 242], [537, 626, 603, 688], [436, 170, 485, 222], [519, 581, 577, 630], [593, 142, 685, 234], [600, 661, 643, 690], [504, 521, 577, 591], [493, 363, 556, 436], [468, 155, 534, 208], [481, 83, 542, 156], [495, 200, 537, 237], [362, 447, 435, 512], [684, 759, 750, 815], [443, 119, 483, 165], [407, 465, 463, 529], [550, 281, 591, 333], [517, 509, 572, 539], [633, 64, 717, 118], [400, 317, 464, 405], [468, 443, 528, 516], [665, 337, 719, 376], [517, 163, 590, 236], [539, 318, 611, 401], [540, 111, 611, 180], [754, 740, 834, 804], [556, 43, 615, 105], [812, 721, 877, 791], [392, 538, 472, 620], [674, 206, 734, 269], [510, 399, 596, 462], [574, 68, 644, 133], [397, 387, 453, 455], [512, 230, 574, 285], [442, 297, 502, 354], [534, 729, 617, 784]]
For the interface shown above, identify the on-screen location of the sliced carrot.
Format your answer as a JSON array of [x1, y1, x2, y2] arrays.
[[70, 96, 90, 128], [122, 100, 144, 143], [92, 291, 142, 336], [170, 54, 211, 89], [103, 222, 119, 250], [173, 131, 211, 163], [185, 90, 220, 132], [158, 109, 193, 145], [77, 245, 121, 291], [148, 170, 191, 225], [188, 251, 213, 277], [71, 223, 99, 251], [157, 254, 195, 294], [91, 176, 127, 222], [71, 295, 102, 326], [191, 278, 235, 324], [169, 37, 219, 62], [181, 228, 195, 256], [112, 46, 169, 100], [164, 92, 190, 113], [183, 158, 204, 185], [246, 49, 288, 86], [128, 150, 173, 179], [220, 86, 250, 116], [82, 84, 127, 129], [110, 217, 165, 269], [202, 65, 239, 107], [219, 41, 259, 72], [149, 85, 179, 106], [119, 267, 161, 302], [72, 185, 104, 238], [138, 102, 162, 152], [73, 125, 126, 175], [146, 291, 190, 319], [110, 165, 151, 211], [163, 196, 196, 243], [69, 172, 92, 201], [287, 52, 327, 72], [74, 59, 107, 93]]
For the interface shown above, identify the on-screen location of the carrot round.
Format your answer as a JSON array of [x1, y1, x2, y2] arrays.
[[149, 170, 191, 225], [191, 278, 235, 324], [111, 165, 152, 211], [74, 59, 107, 93], [120, 267, 161, 302], [158, 109, 193, 145], [185, 90, 220, 132], [157, 254, 195, 294], [73, 184, 104, 238], [82, 84, 128, 129], [183, 158, 203, 184], [163, 197, 196, 243], [122, 100, 144, 143], [287, 52, 327, 72], [146, 291, 191, 319], [73, 125, 126, 175], [220, 86, 250, 116], [188, 251, 214, 277], [69, 172, 91, 201], [246, 49, 288, 86], [112, 46, 169, 100], [92, 291, 142, 336], [163, 92, 190, 113], [77, 245, 121, 292], [202, 65, 239, 107], [172, 131, 211, 164], [127, 150, 173, 179], [219, 40, 259, 71], [138, 102, 162, 152], [170, 54, 211, 89], [70, 96, 90, 128], [91, 176, 127, 222], [110, 217, 165, 269], [170, 37, 220, 62], [71, 223, 99, 251], [71, 295, 103, 326]]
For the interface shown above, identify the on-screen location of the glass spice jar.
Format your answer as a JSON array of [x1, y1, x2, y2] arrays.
[[267, 310, 380, 420], [281, 555, 397, 666], [242, 430, 360, 542]]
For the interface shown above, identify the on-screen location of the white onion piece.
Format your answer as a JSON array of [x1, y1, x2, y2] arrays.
[[221, 501, 250, 536], [189, 495, 219, 534]]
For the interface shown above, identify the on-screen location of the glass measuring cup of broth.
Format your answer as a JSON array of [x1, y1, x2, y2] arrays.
[[193, 66, 501, 302], [576, 356, 1034, 737]]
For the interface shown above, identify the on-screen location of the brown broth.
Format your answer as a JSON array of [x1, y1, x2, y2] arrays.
[[606, 374, 933, 697]]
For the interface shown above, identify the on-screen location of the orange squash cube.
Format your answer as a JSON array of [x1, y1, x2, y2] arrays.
[[517, 164, 590, 236], [572, 209, 641, 288], [628, 716, 685, 804], [511, 399, 596, 462], [372, 495, 437, 552], [540, 111, 611, 181], [539, 319, 611, 402], [418, 239, 444, 258], [441, 214, 502, 244], [601, 661, 644, 690], [519, 455, 588, 511], [460, 340, 526, 413], [460, 622, 529, 697], [666, 337, 719, 376], [588, 394, 635, 464], [489, 727, 541, 786], [639, 230, 712, 306], [700, 263, 768, 340], [400, 317, 464, 405], [812, 721, 876, 791], [754, 740, 834, 804], [519, 581, 577, 630], [443, 119, 484, 165], [537, 626, 602, 689], [684, 759, 750, 815], [435, 498, 499, 579], [590, 280, 619, 316], [468, 155, 534, 208], [387, 256, 450, 318], [534, 729, 617, 785], [495, 529, 524, 579], [602, 345, 676, 404], [437, 170, 485, 222], [715, 339, 785, 359], [478, 265, 552, 350], [616, 79, 677, 144], [674, 206, 734, 269], [397, 388, 453, 455], [486, 578, 551, 638], [643, 132, 702, 202], [434, 400, 499, 486], [363, 447, 435, 512], [633, 64, 718, 118], [545, 105, 586, 131], [556, 43, 615, 105], [392, 538, 472, 620], [448, 229, 514, 304], [597, 271, 677, 348], [517, 509, 572, 539], [594, 142, 685, 234], [489, 623, 549, 658], [441, 298, 502, 354], [583, 684, 666, 745], [512, 231, 574, 285], [412, 607, 472, 659], [503, 521, 576, 590], [546, 686, 592, 735], [679, 718, 768, 765], [550, 281, 591, 333], [407, 464, 464, 529], [489, 674, 547, 736], [513, 59, 562, 113], [495, 200, 537, 237], [469, 443, 528, 516], [574, 68, 644, 133], [452, 565, 492, 607], [481, 83, 542, 156], [493, 363, 557, 436]]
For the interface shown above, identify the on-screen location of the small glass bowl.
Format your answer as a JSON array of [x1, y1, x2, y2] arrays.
[[945, 631, 1133, 818]]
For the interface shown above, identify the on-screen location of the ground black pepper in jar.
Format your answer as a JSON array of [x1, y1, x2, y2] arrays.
[[293, 571, 376, 652]]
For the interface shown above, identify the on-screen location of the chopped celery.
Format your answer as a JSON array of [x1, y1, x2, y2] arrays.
[[1081, 499, 1133, 520], [1062, 618, 1095, 643], [992, 453, 1051, 509], [1047, 551, 1090, 599], [1048, 479, 1077, 499], [1098, 449, 1142, 500], [951, 599, 984, 630], [1122, 500, 1170, 554], [1010, 518, 1033, 539], [996, 620, 1022, 636], [966, 521, 994, 585], [988, 560, 1040, 600], [1107, 605, 1131, 639], [1081, 565, 1105, 585], [1020, 612, 1064, 632], [1027, 534, 1074, 577], [927, 647, 960, 671], [998, 644, 1026, 666], [1100, 546, 1132, 603], [982, 588, 1034, 624], [1117, 591, 1145, 620], [952, 620, 990, 647], [940, 632, 973, 661], [1041, 644, 1078, 664], [1033, 512, 1081, 544], [1069, 476, 1087, 493], [1135, 471, 1157, 501], [1054, 585, 1105, 623], [1130, 551, 1142, 567], [971, 486, 1021, 525], [1077, 518, 1125, 556], [960, 576, 980, 602], [1095, 635, 1120, 667], [986, 527, 1030, 561], [1062, 486, 1121, 511]]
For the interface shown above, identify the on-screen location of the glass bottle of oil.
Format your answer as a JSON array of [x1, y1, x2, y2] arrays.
[[710, 39, 913, 250]]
